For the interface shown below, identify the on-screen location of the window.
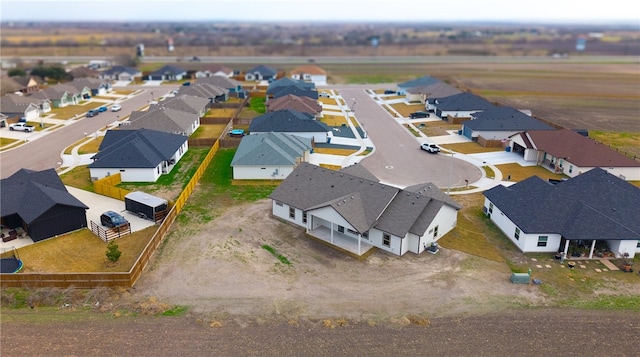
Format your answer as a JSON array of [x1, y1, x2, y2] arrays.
[[275, 201, 283, 207], [383, 233, 391, 247], [537, 236, 548, 247], [569, 165, 573, 174], [362, 231, 369, 240], [488, 203, 493, 214], [637, 241, 640, 248], [302, 212, 307, 224], [347, 228, 358, 235], [514, 227, 520, 240], [289, 207, 295, 219], [338, 225, 344, 233], [433, 225, 439, 238]]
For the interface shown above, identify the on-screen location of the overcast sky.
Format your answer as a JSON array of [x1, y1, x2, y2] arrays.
[[2, 0, 638, 23]]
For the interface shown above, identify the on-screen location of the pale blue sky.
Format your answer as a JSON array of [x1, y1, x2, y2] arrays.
[[2, 0, 638, 23]]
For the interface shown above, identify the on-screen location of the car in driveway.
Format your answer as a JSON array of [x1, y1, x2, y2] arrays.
[[100, 211, 129, 228], [384, 90, 396, 95], [111, 104, 122, 112], [420, 142, 441, 154], [86, 109, 100, 117], [410, 111, 430, 119]]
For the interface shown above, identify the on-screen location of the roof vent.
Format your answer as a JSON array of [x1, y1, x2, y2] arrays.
[[350, 196, 354, 199], [331, 185, 334, 188]]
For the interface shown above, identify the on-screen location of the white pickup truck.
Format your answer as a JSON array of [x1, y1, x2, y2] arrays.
[[9, 122, 35, 132]]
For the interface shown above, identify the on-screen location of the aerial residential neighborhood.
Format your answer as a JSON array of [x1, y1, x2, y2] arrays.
[[0, 3, 639, 354]]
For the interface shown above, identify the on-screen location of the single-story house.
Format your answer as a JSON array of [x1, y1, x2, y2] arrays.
[[177, 83, 229, 103], [270, 163, 462, 256], [0, 94, 49, 120], [245, 64, 278, 82], [509, 129, 640, 181], [5, 76, 41, 94], [194, 64, 234, 78], [150, 94, 210, 117], [59, 83, 91, 101], [404, 82, 461, 106], [1, 168, 88, 242], [231, 132, 312, 180], [31, 85, 78, 108], [483, 168, 640, 258], [70, 78, 111, 96], [89, 128, 188, 182], [290, 65, 327, 85], [265, 94, 322, 117], [432, 92, 496, 120], [460, 106, 554, 142], [195, 76, 246, 98], [99, 66, 142, 81], [127, 107, 200, 136], [396, 76, 440, 95], [249, 109, 330, 143], [146, 65, 187, 81], [266, 78, 316, 100]]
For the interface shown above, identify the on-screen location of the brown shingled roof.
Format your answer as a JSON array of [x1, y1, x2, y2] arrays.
[[266, 94, 322, 115], [290, 65, 327, 75]]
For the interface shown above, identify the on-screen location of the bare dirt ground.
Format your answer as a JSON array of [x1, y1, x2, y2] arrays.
[[133, 200, 545, 320]]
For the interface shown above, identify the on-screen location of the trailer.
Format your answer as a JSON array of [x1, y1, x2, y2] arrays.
[[124, 191, 168, 223]]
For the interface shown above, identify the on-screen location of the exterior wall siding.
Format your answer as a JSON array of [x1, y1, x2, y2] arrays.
[[608, 240, 638, 258], [233, 165, 294, 180], [90, 167, 160, 182]]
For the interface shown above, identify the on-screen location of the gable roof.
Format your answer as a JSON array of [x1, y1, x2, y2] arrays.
[[433, 92, 496, 112], [290, 65, 327, 76], [525, 129, 640, 167], [231, 132, 312, 166], [0, 95, 40, 115], [266, 94, 322, 114], [195, 76, 242, 89], [267, 77, 315, 93], [127, 107, 198, 134], [484, 168, 640, 240], [150, 65, 187, 76], [150, 94, 209, 115], [89, 128, 187, 169], [270, 163, 461, 236], [247, 64, 277, 76], [271, 86, 319, 100], [102, 66, 141, 76], [339, 164, 380, 182], [70, 78, 106, 90], [178, 83, 229, 99], [1, 168, 88, 224], [249, 109, 329, 134], [407, 82, 462, 98], [398, 76, 440, 88], [462, 107, 555, 131], [202, 64, 233, 74]]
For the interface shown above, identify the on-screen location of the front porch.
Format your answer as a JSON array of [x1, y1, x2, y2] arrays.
[[307, 225, 375, 258]]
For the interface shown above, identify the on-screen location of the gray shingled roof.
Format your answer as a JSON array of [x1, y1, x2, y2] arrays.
[[463, 107, 554, 131], [433, 92, 496, 111], [151, 65, 187, 76], [151, 95, 209, 115], [0, 95, 39, 115], [178, 83, 229, 99], [398, 76, 440, 88], [231, 132, 312, 166], [270, 163, 461, 236], [248, 65, 277, 77], [103, 66, 140, 76], [407, 82, 462, 98], [271, 86, 319, 100], [484, 168, 640, 240], [1, 168, 88, 224], [249, 109, 329, 134], [196, 76, 241, 89], [339, 163, 379, 182], [127, 107, 198, 134], [90, 128, 187, 169], [267, 78, 315, 93]]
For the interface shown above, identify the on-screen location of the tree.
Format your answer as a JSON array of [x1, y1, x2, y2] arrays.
[[8, 68, 26, 77], [30, 65, 69, 81], [105, 241, 122, 263]]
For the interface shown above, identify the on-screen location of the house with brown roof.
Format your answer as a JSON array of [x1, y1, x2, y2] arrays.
[[290, 65, 327, 85], [509, 129, 640, 181], [270, 163, 461, 257], [265, 94, 322, 117]]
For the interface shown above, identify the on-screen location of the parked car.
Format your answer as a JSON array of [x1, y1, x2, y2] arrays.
[[98, 106, 108, 112], [86, 109, 100, 117], [111, 104, 122, 112], [410, 111, 430, 119], [318, 92, 330, 98], [100, 211, 129, 228], [384, 90, 396, 95], [182, 81, 191, 86], [420, 143, 441, 154], [9, 122, 35, 132]]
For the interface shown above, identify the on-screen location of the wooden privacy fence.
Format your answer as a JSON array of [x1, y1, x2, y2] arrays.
[[94, 173, 130, 200], [0, 141, 221, 289], [90, 221, 132, 243]]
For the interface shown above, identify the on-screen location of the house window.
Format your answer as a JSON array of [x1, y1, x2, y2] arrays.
[[338, 225, 344, 233], [433, 225, 439, 238], [637, 241, 640, 248], [120, 169, 125, 172], [157, 167, 160, 174], [302, 212, 307, 224], [289, 207, 295, 219], [514, 228, 520, 240], [362, 231, 369, 240], [569, 165, 573, 174], [347, 228, 358, 235], [275, 201, 283, 207], [488, 203, 493, 214], [537, 236, 548, 247], [382, 233, 391, 247]]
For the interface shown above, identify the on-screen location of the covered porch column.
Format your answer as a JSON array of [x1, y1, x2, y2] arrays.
[[563, 238, 570, 257], [588, 240, 596, 259], [358, 234, 361, 256], [330, 222, 334, 244]]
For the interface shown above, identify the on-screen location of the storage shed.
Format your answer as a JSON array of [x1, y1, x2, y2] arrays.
[[124, 191, 168, 223]]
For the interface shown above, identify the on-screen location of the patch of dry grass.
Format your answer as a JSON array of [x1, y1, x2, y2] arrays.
[[205, 108, 236, 117], [191, 124, 227, 139], [59, 166, 94, 191], [588, 131, 640, 159], [78, 137, 103, 155], [441, 142, 504, 154], [495, 163, 568, 182], [319, 164, 341, 170], [390, 102, 425, 117], [318, 97, 338, 106], [417, 121, 460, 136], [0, 137, 20, 149], [49, 102, 104, 120], [320, 114, 348, 127], [15, 226, 156, 273], [313, 147, 358, 156]]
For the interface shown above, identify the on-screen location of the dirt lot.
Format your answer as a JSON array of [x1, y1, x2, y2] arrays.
[[134, 199, 544, 320]]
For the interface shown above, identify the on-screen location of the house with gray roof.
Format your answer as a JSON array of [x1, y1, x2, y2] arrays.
[[483, 168, 640, 258], [177, 83, 229, 103], [195, 76, 245, 98], [99, 66, 142, 81], [404, 82, 462, 106], [270, 163, 462, 257], [1, 168, 88, 242], [509, 129, 640, 181], [147, 65, 187, 81], [460, 106, 554, 142], [249, 109, 330, 143], [0, 94, 45, 121], [31, 85, 79, 108], [150, 94, 210, 117], [432, 92, 496, 119], [231, 132, 312, 180], [70, 78, 111, 96], [396, 76, 440, 95], [245, 64, 278, 82], [89, 128, 188, 182], [127, 107, 200, 136], [266, 78, 317, 100]]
